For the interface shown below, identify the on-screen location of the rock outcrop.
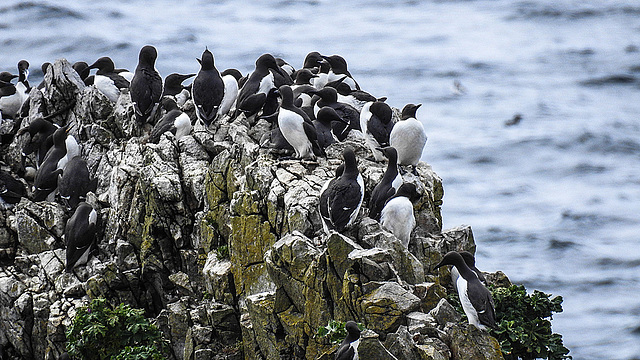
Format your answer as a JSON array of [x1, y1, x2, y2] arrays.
[[0, 58, 504, 360]]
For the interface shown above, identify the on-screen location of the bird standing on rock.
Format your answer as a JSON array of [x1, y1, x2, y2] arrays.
[[148, 98, 191, 143], [389, 103, 426, 168], [360, 101, 394, 161], [87, 56, 131, 102], [319, 147, 364, 235], [434, 251, 497, 330], [130, 45, 163, 125], [380, 182, 418, 248], [192, 48, 225, 127], [236, 53, 285, 120], [335, 321, 361, 360], [64, 202, 98, 273], [276, 85, 322, 160], [368, 146, 402, 221], [162, 73, 195, 108]]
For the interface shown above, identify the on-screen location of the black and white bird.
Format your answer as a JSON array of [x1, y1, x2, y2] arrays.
[[360, 101, 394, 161], [162, 73, 195, 108], [0, 170, 26, 209], [33, 126, 79, 201], [451, 251, 487, 292], [148, 98, 191, 143], [72, 61, 90, 82], [319, 147, 364, 234], [380, 182, 418, 248], [331, 79, 379, 111], [219, 68, 242, 117], [274, 57, 294, 87], [323, 54, 359, 91], [0, 71, 22, 119], [192, 48, 225, 127], [368, 146, 402, 221], [335, 321, 361, 360], [313, 106, 348, 150], [87, 57, 131, 102], [276, 85, 322, 160], [312, 59, 331, 90], [130, 45, 163, 124], [291, 69, 318, 108], [302, 51, 324, 72], [17, 118, 59, 168], [389, 103, 427, 167], [64, 202, 98, 273], [57, 156, 97, 211], [236, 53, 284, 119], [434, 251, 497, 330], [313, 87, 361, 139]]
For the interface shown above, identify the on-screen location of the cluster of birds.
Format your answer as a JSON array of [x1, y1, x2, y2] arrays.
[[1, 45, 497, 359]]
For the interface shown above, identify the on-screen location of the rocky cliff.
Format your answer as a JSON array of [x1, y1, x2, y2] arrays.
[[0, 59, 507, 360]]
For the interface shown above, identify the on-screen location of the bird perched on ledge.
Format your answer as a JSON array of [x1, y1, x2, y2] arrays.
[[434, 251, 497, 330], [130, 45, 163, 125]]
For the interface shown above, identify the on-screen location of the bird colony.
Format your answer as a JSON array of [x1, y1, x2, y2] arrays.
[[0, 45, 503, 360]]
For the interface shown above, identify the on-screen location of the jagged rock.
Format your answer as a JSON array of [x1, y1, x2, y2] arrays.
[[443, 323, 503, 360], [412, 225, 476, 281], [202, 252, 234, 305], [245, 291, 287, 360], [484, 271, 511, 288], [430, 298, 462, 327], [413, 282, 447, 313], [361, 282, 421, 334], [14, 200, 65, 254], [358, 329, 399, 359], [384, 326, 425, 360]]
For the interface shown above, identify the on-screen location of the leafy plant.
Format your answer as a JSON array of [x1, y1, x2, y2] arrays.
[[316, 320, 365, 344], [447, 284, 571, 360], [216, 245, 230, 260], [66, 298, 168, 360]]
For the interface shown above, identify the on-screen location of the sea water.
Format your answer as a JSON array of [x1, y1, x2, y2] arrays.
[[1, 1, 639, 358]]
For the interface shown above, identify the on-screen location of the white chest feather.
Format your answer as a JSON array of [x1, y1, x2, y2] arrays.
[[174, 113, 192, 139], [457, 276, 482, 329], [258, 72, 275, 95]]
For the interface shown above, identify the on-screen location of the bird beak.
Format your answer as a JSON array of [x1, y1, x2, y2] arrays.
[[416, 103, 423, 109], [433, 259, 446, 270], [196, 58, 202, 65]]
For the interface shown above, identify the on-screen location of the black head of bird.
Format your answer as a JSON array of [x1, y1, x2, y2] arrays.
[[138, 45, 158, 66], [88, 57, 116, 73], [303, 51, 323, 69], [197, 48, 215, 70], [370, 101, 393, 124], [0, 72, 18, 82], [256, 53, 285, 76], [434, 251, 468, 271], [401, 103, 422, 120]]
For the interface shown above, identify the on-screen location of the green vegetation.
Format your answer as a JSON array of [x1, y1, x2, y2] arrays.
[[216, 245, 230, 260], [316, 320, 366, 344], [66, 298, 168, 360], [448, 284, 571, 360]]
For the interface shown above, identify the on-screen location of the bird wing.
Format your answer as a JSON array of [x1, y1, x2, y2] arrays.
[[468, 281, 498, 329], [335, 343, 354, 360]]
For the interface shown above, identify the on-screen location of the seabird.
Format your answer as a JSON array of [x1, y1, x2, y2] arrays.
[[335, 321, 361, 360], [319, 147, 364, 234], [0, 71, 21, 119], [57, 156, 97, 211], [291, 69, 317, 108], [380, 182, 418, 248], [0, 170, 26, 209], [87, 56, 131, 102], [312, 59, 331, 89], [313, 87, 360, 138], [33, 126, 79, 201], [389, 103, 427, 167], [162, 73, 195, 108], [451, 250, 487, 292], [368, 146, 403, 221], [236, 53, 285, 119], [360, 101, 394, 161], [274, 57, 294, 87], [257, 87, 280, 123], [219, 68, 243, 117], [313, 106, 348, 150], [434, 251, 497, 330], [130, 45, 163, 124], [64, 202, 98, 273], [276, 85, 322, 160], [302, 51, 324, 71], [323, 54, 359, 91], [17, 117, 59, 167], [72, 61, 90, 82], [192, 48, 225, 127], [148, 98, 192, 143]]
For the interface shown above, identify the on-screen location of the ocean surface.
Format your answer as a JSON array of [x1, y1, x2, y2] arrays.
[[2, 0, 639, 358]]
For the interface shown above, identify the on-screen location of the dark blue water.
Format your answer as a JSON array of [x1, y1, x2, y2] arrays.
[[2, 1, 640, 358]]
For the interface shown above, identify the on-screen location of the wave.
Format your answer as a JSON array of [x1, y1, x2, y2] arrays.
[[0, 2, 84, 21]]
